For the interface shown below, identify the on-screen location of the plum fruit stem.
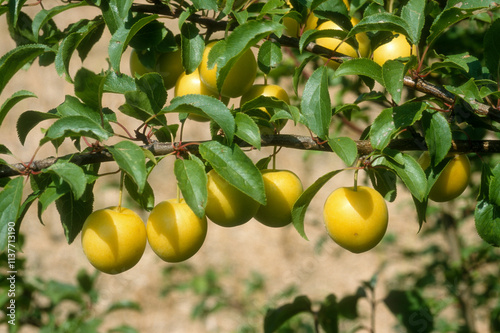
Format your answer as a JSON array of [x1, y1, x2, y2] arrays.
[[118, 171, 124, 210]]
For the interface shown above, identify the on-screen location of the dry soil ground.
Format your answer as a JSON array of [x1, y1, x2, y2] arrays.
[[0, 2, 489, 332]]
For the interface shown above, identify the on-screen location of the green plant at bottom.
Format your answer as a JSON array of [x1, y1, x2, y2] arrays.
[[0, 241, 141, 333], [160, 263, 317, 332]]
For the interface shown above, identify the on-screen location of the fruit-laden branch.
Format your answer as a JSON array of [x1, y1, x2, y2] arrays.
[[131, 3, 500, 123], [275, 34, 500, 123], [2, 136, 500, 178], [402, 76, 500, 123]]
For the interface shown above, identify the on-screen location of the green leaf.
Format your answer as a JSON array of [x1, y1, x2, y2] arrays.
[[412, 194, 428, 229], [0, 44, 52, 96], [210, 20, 283, 93], [106, 300, 142, 313], [191, 0, 218, 10], [264, 296, 313, 333], [312, 0, 349, 14], [0, 90, 37, 127], [477, 162, 492, 202], [124, 175, 155, 211], [9, 0, 29, 27], [122, 91, 157, 121], [384, 290, 434, 333], [256, 156, 272, 170], [392, 101, 426, 129], [17, 110, 60, 145], [382, 60, 405, 104], [129, 16, 168, 51], [153, 124, 179, 143], [475, 200, 500, 247], [55, 20, 105, 81], [77, 268, 97, 292], [349, 13, 414, 43], [489, 164, 500, 207], [484, 18, 500, 80], [104, 72, 137, 94], [57, 95, 102, 123], [180, 22, 204, 74], [292, 169, 344, 240], [177, 6, 196, 29], [108, 15, 159, 73], [8, 12, 38, 49], [367, 166, 397, 202], [299, 28, 351, 54], [328, 136, 357, 166], [425, 52, 476, 75], [43, 161, 87, 200], [199, 141, 266, 205], [17, 192, 38, 238], [427, 0, 494, 46], [370, 102, 426, 151], [257, 40, 283, 74], [318, 294, 339, 333], [77, 20, 106, 63], [491, 304, 500, 333], [43, 280, 82, 303], [121, 73, 167, 125], [300, 66, 331, 139], [0, 144, 13, 156], [445, 78, 482, 109], [135, 73, 167, 114], [44, 115, 112, 142], [74, 68, 106, 111], [370, 108, 394, 150], [55, 185, 94, 244], [107, 325, 140, 333], [400, 0, 426, 45], [257, 0, 288, 19], [38, 181, 69, 224], [163, 95, 235, 144], [32, 1, 87, 41], [30, 172, 54, 192], [235, 112, 262, 149], [107, 141, 147, 194], [0, 177, 24, 252], [423, 155, 454, 199], [334, 58, 383, 85], [422, 110, 452, 165], [100, 0, 133, 34], [379, 150, 427, 202], [241, 95, 290, 115], [174, 155, 208, 218], [293, 54, 316, 95]]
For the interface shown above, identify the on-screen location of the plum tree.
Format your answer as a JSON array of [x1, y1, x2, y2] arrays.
[[1, 0, 500, 331]]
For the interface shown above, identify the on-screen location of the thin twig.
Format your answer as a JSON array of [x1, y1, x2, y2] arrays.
[[2, 136, 500, 178]]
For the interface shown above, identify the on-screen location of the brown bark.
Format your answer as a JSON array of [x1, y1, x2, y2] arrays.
[[2, 136, 500, 178]]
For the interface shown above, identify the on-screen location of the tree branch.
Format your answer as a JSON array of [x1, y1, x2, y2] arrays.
[[2, 136, 500, 178], [131, 3, 500, 123], [403, 76, 500, 123]]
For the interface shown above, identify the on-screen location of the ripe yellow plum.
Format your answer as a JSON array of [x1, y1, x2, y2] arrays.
[[81, 207, 147, 274], [323, 186, 388, 253]]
